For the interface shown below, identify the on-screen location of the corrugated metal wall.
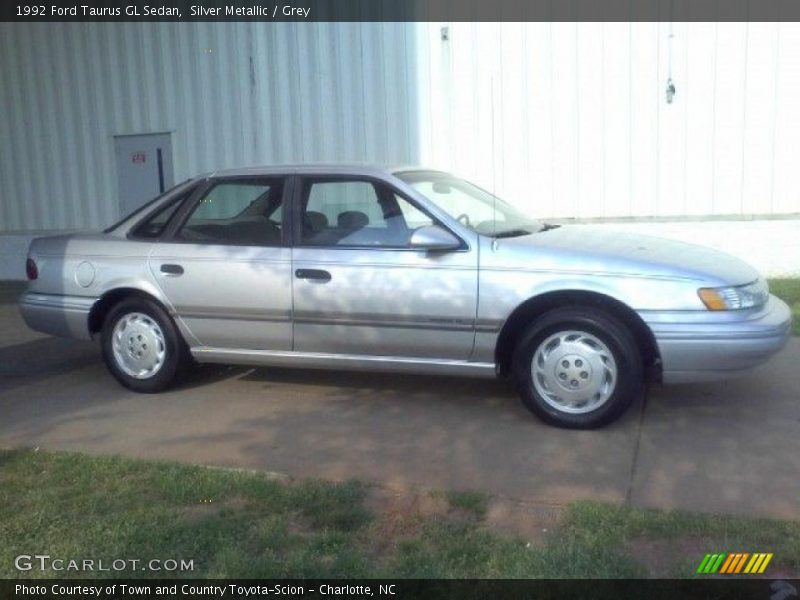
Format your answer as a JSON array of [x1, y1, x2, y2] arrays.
[[0, 22, 421, 231], [419, 22, 800, 219], [1, 22, 799, 233]]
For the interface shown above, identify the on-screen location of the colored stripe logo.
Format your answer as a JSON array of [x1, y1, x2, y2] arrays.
[[696, 552, 773, 574]]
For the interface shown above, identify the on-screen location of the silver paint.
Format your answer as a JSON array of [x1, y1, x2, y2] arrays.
[[18, 164, 792, 385], [532, 330, 618, 414], [111, 311, 166, 379]]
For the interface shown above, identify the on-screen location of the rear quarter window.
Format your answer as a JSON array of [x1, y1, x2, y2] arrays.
[[129, 190, 191, 239]]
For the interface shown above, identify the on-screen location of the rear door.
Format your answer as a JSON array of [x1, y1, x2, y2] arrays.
[[291, 176, 479, 360], [149, 177, 293, 350]]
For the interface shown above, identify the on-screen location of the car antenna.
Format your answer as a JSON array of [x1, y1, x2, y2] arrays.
[[490, 74, 498, 242]]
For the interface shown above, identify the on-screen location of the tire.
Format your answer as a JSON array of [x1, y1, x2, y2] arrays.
[[512, 306, 643, 429], [101, 296, 189, 393]]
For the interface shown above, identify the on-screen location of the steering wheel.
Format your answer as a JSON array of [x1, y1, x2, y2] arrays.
[[456, 213, 471, 226]]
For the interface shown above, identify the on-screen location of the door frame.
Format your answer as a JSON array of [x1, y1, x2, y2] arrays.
[[287, 173, 479, 360], [146, 174, 295, 351], [113, 131, 175, 219]]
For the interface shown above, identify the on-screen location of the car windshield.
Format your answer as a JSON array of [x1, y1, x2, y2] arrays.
[[397, 171, 543, 237]]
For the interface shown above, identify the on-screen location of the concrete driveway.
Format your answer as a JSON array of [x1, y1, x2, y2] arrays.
[[1, 296, 798, 520]]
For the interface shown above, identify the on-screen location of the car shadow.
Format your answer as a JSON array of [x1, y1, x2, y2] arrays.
[[0, 336, 100, 394], [237, 365, 515, 397]]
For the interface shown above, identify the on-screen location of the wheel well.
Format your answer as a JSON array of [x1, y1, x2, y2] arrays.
[[88, 288, 163, 335], [494, 290, 661, 380]]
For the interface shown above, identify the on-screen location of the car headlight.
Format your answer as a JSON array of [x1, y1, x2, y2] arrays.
[[698, 279, 769, 310]]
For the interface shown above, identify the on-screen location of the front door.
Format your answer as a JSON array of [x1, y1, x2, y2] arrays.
[[291, 177, 478, 360], [150, 177, 292, 351], [114, 133, 174, 217]]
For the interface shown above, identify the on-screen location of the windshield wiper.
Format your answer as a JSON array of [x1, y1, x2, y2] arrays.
[[492, 228, 533, 239], [540, 223, 561, 231]]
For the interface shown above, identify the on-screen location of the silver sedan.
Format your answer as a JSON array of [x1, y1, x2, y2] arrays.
[[19, 164, 792, 428]]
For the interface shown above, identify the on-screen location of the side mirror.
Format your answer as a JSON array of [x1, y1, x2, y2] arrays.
[[409, 225, 462, 252]]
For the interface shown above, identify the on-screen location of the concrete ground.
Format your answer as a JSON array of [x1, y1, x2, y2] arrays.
[[1, 294, 798, 521]]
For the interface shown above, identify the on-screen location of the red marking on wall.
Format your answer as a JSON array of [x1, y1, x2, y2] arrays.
[[131, 151, 146, 164]]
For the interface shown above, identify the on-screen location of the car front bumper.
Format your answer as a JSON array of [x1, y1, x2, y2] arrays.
[[19, 292, 95, 340], [643, 294, 792, 384]]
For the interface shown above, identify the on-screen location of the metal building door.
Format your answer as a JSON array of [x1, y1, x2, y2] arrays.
[[114, 133, 174, 217]]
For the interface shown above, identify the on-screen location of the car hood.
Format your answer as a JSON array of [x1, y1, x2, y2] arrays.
[[486, 225, 760, 285]]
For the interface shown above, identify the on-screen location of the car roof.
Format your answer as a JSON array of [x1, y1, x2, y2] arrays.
[[207, 163, 446, 178]]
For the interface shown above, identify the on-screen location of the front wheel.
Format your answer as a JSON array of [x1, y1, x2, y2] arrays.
[[101, 297, 189, 393], [512, 307, 644, 429]]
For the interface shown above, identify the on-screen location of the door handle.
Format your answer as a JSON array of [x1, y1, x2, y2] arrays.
[[295, 268, 331, 282], [160, 263, 184, 276]]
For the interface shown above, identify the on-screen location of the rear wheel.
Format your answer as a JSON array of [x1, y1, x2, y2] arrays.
[[101, 297, 189, 393], [513, 307, 643, 428]]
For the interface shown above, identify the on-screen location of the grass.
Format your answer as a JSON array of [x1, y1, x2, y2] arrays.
[[562, 502, 800, 577], [1, 449, 798, 579], [445, 490, 488, 518], [769, 278, 800, 336]]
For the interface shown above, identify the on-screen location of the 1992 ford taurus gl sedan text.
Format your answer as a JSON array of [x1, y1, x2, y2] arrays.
[[19, 165, 792, 428]]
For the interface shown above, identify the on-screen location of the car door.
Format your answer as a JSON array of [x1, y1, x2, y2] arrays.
[[149, 176, 293, 350], [291, 176, 478, 360]]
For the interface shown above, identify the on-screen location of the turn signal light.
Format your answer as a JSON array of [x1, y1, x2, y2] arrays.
[[25, 258, 38, 280], [698, 280, 769, 311], [697, 288, 728, 310]]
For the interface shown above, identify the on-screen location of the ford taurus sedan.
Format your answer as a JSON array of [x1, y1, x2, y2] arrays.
[[19, 164, 792, 428]]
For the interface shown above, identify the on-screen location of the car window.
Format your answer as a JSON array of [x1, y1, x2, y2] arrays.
[[129, 189, 191, 239], [105, 179, 197, 234], [396, 193, 434, 229], [177, 179, 284, 246], [397, 171, 542, 237], [411, 180, 502, 225], [306, 181, 386, 228], [300, 179, 433, 248]]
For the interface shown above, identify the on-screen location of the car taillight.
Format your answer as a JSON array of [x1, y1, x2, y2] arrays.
[[26, 258, 38, 280]]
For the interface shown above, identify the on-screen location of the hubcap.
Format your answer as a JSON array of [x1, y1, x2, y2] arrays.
[[111, 312, 166, 379], [531, 330, 617, 414]]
